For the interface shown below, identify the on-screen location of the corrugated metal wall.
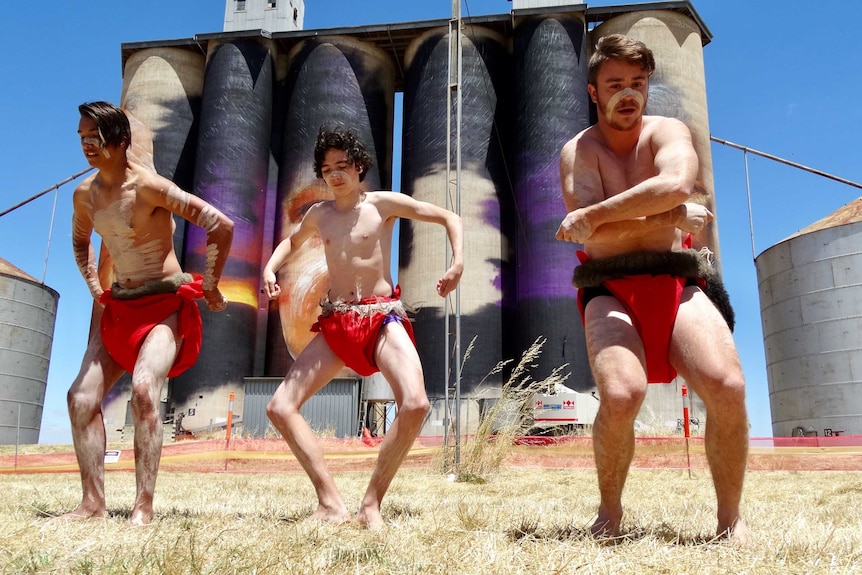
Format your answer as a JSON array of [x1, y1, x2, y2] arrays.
[[242, 377, 360, 438]]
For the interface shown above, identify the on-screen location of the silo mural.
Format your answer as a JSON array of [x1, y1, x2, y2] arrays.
[[267, 35, 395, 376], [0, 260, 59, 445], [591, 10, 713, 426], [401, 25, 512, 397], [119, 46, 205, 258], [757, 201, 862, 437], [513, 13, 592, 388], [172, 37, 275, 427], [87, 3, 717, 438]]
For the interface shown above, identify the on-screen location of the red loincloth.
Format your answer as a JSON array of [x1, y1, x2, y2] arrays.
[[99, 276, 204, 377], [578, 266, 687, 384], [311, 287, 416, 376]]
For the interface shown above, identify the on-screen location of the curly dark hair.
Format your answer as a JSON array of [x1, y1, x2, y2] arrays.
[[78, 101, 130, 148], [313, 127, 373, 182]]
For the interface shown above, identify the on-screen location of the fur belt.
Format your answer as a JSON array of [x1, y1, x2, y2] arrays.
[[319, 298, 408, 319], [573, 249, 735, 332], [110, 273, 195, 300], [573, 249, 715, 288]]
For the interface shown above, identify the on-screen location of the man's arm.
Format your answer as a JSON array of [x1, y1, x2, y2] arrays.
[[555, 133, 607, 243], [557, 118, 699, 243], [71, 183, 103, 301], [585, 201, 714, 245], [261, 205, 320, 299], [141, 172, 234, 311], [380, 193, 463, 297]]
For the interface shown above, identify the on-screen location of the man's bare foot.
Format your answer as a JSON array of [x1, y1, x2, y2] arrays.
[[129, 508, 155, 526], [54, 505, 105, 522], [356, 506, 385, 530], [308, 503, 351, 524], [717, 517, 750, 546], [590, 509, 622, 540]]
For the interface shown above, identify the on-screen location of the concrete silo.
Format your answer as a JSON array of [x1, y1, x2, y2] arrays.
[[0, 259, 59, 445], [173, 36, 276, 431], [512, 10, 592, 389], [120, 44, 206, 259], [401, 24, 512, 402], [756, 199, 862, 437]]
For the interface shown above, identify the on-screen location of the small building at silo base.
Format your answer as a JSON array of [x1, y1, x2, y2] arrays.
[[756, 197, 862, 437], [0, 258, 59, 445]]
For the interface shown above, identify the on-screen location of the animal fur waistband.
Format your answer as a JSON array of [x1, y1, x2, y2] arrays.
[[572, 248, 735, 332], [110, 273, 195, 300], [573, 249, 715, 289]]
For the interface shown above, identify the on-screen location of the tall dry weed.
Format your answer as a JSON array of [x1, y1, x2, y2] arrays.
[[441, 337, 571, 482]]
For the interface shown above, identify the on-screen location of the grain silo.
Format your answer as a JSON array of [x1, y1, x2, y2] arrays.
[[756, 198, 862, 437], [512, 10, 592, 388], [400, 24, 512, 399], [0, 258, 59, 445]]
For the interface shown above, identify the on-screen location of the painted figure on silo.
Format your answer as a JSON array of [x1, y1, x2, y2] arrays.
[[262, 127, 462, 529], [555, 35, 749, 542], [64, 102, 234, 525]]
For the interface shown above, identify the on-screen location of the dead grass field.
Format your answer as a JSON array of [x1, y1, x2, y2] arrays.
[[1, 461, 860, 574]]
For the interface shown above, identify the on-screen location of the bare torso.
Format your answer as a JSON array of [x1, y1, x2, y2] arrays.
[[314, 193, 396, 302], [580, 116, 685, 259], [81, 164, 183, 288]]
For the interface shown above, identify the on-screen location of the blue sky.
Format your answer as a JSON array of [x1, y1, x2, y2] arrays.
[[1, 0, 859, 444]]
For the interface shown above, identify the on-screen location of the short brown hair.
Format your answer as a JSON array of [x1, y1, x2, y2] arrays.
[[588, 34, 656, 86], [78, 101, 130, 148]]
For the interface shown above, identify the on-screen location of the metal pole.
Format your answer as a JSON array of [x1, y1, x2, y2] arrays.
[[711, 136, 862, 190], [15, 404, 21, 469], [42, 187, 61, 283], [743, 150, 756, 260], [447, 0, 463, 470], [224, 391, 235, 472], [0, 167, 95, 218], [681, 384, 691, 479]]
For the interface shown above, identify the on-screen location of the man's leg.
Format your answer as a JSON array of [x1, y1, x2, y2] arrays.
[[266, 334, 348, 522], [357, 321, 430, 529], [584, 296, 649, 538], [671, 287, 749, 541], [63, 333, 125, 520], [127, 314, 181, 526]]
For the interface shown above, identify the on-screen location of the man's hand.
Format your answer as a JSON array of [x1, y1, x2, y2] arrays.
[[555, 208, 594, 243], [675, 203, 714, 235], [436, 263, 463, 298], [203, 288, 229, 312], [262, 269, 281, 299]]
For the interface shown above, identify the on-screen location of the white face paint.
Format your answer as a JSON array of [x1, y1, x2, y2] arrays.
[[327, 170, 348, 182], [604, 87, 645, 124]]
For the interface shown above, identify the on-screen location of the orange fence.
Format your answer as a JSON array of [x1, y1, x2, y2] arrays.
[[2, 435, 861, 475]]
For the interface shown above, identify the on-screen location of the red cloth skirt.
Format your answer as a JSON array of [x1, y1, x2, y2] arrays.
[[99, 277, 203, 377]]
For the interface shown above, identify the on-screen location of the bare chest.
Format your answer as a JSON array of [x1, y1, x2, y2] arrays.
[[318, 206, 388, 261], [597, 145, 657, 198]]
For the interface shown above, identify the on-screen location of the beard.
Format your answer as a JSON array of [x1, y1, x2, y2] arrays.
[[600, 88, 646, 131]]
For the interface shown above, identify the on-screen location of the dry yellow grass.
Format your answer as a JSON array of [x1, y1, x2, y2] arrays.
[[1, 466, 860, 574]]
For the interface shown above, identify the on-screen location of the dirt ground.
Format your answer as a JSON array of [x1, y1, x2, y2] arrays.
[[2, 435, 860, 475]]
